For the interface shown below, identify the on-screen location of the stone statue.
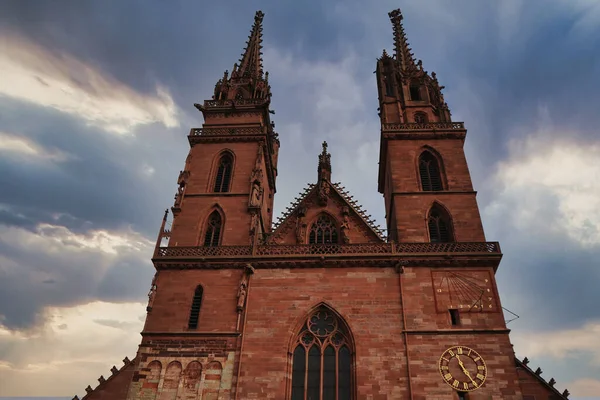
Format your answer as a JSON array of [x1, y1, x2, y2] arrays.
[[341, 206, 350, 244], [237, 276, 249, 312], [249, 181, 263, 207], [147, 274, 158, 312]]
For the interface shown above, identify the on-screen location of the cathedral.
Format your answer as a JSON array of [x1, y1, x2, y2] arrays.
[[75, 9, 570, 400]]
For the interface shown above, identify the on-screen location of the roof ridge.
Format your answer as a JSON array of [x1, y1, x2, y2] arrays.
[[271, 183, 316, 231], [331, 182, 387, 241], [74, 355, 136, 400], [515, 356, 570, 399]]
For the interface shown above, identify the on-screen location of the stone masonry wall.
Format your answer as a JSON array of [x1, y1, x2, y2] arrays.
[[126, 338, 237, 400]]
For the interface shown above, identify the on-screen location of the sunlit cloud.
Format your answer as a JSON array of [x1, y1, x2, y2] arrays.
[[0, 131, 73, 163], [0, 222, 153, 256], [512, 320, 600, 365], [0, 33, 179, 134], [0, 301, 144, 396]]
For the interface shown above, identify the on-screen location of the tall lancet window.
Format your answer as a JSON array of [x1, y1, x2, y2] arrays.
[[213, 153, 233, 192], [428, 204, 454, 243], [419, 151, 443, 191], [291, 306, 353, 400], [309, 214, 338, 244], [203, 211, 222, 247]]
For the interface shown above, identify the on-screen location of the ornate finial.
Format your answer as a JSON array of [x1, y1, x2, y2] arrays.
[[317, 141, 332, 205], [388, 8, 416, 71], [318, 141, 331, 180]]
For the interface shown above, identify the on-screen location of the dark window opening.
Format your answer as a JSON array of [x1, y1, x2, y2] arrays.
[[384, 73, 394, 97], [457, 391, 468, 400], [410, 85, 421, 100], [419, 151, 443, 191], [203, 211, 222, 247], [428, 205, 453, 243], [188, 285, 203, 329], [290, 307, 353, 400], [213, 154, 233, 192], [309, 215, 338, 244], [449, 309, 460, 326]]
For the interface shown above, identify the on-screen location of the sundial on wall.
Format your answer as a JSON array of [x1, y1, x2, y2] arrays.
[[432, 270, 498, 313]]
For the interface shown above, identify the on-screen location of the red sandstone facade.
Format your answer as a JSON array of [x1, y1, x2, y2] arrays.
[[76, 9, 570, 400]]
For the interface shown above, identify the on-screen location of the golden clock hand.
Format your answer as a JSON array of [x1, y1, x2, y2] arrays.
[[455, 355, 478, 386]]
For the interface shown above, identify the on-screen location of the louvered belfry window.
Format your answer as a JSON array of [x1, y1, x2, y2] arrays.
[[203, 211, 222, 247], [309, 215, 338, 244], [188, 285, 203, 329], [428, 206, 453, 243], [419, 151, 443, 191], [291, 307, 353, 400], [213, 153, 233, 192]]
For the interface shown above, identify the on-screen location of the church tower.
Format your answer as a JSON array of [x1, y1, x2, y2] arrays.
[[125, 10, 281, 399], [75, 9, 570, 400]]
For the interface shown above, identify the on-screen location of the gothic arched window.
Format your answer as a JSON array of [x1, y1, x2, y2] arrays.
[[188, 285, 203, 329], [419, 151, 443, 191], [291, 306, 353, 400], [414, 112, 427, 123], [309, 214, 338, 244], [203, 211, 222, 247], [428, 204, 454, 243], [213, 153, 233, 192]]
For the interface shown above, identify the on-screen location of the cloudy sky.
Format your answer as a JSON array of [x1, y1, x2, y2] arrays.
[[0, 0, 599, 398]]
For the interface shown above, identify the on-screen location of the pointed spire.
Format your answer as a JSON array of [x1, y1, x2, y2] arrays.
[[210, 11, 271, 103], [318, 141, 331, 183], [237, 10, 265, 79], [388, 9, 417, 71]]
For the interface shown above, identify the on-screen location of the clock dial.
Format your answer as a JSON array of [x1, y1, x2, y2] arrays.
[[439, 346, 487, 391], [432, 270, 498, 313]]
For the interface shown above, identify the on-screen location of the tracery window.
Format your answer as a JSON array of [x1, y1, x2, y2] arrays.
[[291, 306, 353, 400], [213, 153, 233, 192], [414, 112, 427, 123], [428, 204, 453, 243], [203, 211, 222, 247], [187, 285, 203, 329], [309, 215, 338, 244], [419, 151, 443, 191]]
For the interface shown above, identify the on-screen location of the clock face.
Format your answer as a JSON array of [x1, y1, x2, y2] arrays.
[[439, 346, 487, 391], [432, 270, 498, 313]]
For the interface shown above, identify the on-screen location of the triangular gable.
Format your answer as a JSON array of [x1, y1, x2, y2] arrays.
[[268, 181, 386, 245], [515, 357, 570, 399]]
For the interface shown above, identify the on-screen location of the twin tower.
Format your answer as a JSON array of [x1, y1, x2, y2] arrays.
[[77, 9, 568, 400]]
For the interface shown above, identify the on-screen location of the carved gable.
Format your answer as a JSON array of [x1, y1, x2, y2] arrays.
[[268, 182, 385, 245]]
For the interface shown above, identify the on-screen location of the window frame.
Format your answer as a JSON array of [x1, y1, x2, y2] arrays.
[[418, 150, 445, 192], [427, 203, 455, 243], [309, 214, 339, 245], [187, 285, 204, 329], [203, 209, 224, 247], [289, 305, 355, 400], [211, 151, 235, 193]]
